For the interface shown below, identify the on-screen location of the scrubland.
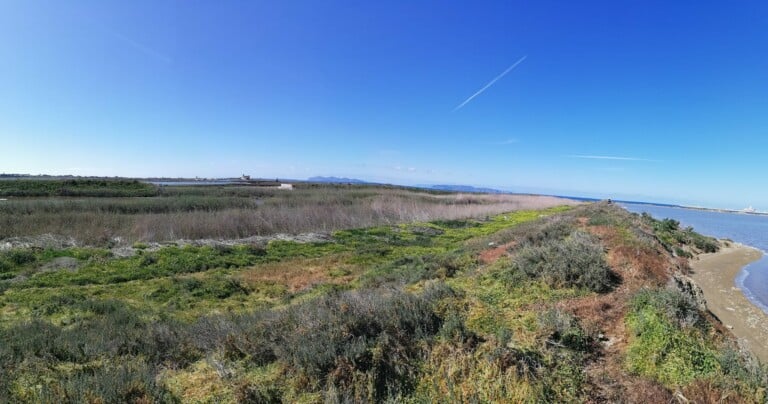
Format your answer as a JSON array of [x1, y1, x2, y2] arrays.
[[0, 181, 765, 402]]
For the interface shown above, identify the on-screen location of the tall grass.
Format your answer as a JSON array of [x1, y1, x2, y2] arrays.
[[0, 196, 258, 215], [0, 179, 157, 197], [1, 187, 573, 245]]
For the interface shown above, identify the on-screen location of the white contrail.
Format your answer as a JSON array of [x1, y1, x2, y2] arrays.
[[453, 55, 527, 111]]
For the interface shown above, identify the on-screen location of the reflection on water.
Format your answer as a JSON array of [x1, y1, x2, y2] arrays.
[[621, 203, 768, 315]]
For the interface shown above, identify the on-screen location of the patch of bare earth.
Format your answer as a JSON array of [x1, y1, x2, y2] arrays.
[[468, 211, 723, 401], [468, 214, 677, 400], [571, 221, 680, 401], [478, 241, 517, 264], [237, 255, 356, 293]]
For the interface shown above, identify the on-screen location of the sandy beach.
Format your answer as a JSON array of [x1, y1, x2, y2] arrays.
[[689, 243, 768, 362]]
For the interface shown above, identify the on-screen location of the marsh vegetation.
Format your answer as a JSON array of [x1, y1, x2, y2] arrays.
[[0, 180, 569, 245], [0, 182, 764, 402]]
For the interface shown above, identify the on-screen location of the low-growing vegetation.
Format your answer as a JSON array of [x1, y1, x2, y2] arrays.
[[626, 288, 719, 385], [626, 288, 767, 400], [507, 229, 617, 292], [0, 194, 765, 402], [642, 214, 720, 256]]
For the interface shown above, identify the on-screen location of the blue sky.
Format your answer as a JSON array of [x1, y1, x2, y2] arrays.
[[1, 1, 768, 209]]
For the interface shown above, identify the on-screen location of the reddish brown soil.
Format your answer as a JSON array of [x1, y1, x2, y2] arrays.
[[573, 219, 680, 401], [238, 255, 355, 293], [478, 241, 517, 264], [474, 210, 745, 402]]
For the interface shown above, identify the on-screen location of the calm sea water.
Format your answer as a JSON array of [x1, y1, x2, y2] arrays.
[[148, 181, 236, 186], [621, 203, 768, 314]]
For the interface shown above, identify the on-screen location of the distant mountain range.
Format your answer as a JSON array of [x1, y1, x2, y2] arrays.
[[428, 184, 505, 194], [306, 177, 510, 194], [307, 176, 370, 184]]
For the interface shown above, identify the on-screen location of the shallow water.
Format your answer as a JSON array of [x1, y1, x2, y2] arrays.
[[148, 180, 235, 186], [621, 203, 768, 315]]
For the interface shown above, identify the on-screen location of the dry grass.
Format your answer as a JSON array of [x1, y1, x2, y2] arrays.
[[236, 255, 357, 293], [587, 224, 671, 287], [1, 187, 574, 245], [161, 359, 234, 402]]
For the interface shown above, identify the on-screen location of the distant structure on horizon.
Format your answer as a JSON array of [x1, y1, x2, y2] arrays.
[[742, 206, 756, 213], [237, 174, 292, 190]]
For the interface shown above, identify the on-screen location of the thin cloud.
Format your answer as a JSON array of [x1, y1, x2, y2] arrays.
[[494, 138, 518, 145], [110, 31, 172, 64], [568, 155, 659, 162], [454, 55, 527, 111]]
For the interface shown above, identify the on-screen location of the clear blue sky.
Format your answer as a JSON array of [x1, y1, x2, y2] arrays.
[[2, 1, 768, 209]]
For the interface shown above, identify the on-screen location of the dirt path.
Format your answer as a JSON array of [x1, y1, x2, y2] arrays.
[[478, 241, 516, 264], [689, 244, 768, 362]]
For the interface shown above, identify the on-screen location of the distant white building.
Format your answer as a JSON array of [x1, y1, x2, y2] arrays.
[[240, 174, 251, 181], [279, 183, 293, 190], [743, 206, 756, 213]]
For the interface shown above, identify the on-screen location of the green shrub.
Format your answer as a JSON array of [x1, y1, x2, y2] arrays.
[[192, 311, 277, 365], [659, 218, 680, 232], [512, 216, 576, 247], [0, 301, 201, 379], [37, 359, 176, 403], [274, 288, 442, 379], [178, 276, 250, 299], [5, 249, 37, 266], [33, 291, 87, 316], [0, 319, 64, 363], [431, 219, 479, 229], [438, 310, 475, 343], [537, 350, 587, 402], [578, 202, 630, 227], [511, 231, 617, 293], [146, 320, 200, 367], [538, 310, 592, 352], [362, 253, 475, 287], [486, 328, 543, 379], [16, 244, 273, 289], [235, 381, 283, 404], [190, 284, 452, 400], [0, 258, 11, 274], [642, 214, 719, 254], [629, 288, 704, 329], [688, 231, 719, 253], [626, 289, 719, 386]]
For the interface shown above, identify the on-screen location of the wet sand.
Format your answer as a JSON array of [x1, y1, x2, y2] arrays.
[[689, 244, 768, 362]]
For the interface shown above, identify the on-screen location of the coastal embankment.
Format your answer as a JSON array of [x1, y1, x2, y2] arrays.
[[690, 243, 768, 362]]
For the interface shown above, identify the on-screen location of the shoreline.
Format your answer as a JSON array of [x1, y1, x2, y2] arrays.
[[689, 242, 768, 362]]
